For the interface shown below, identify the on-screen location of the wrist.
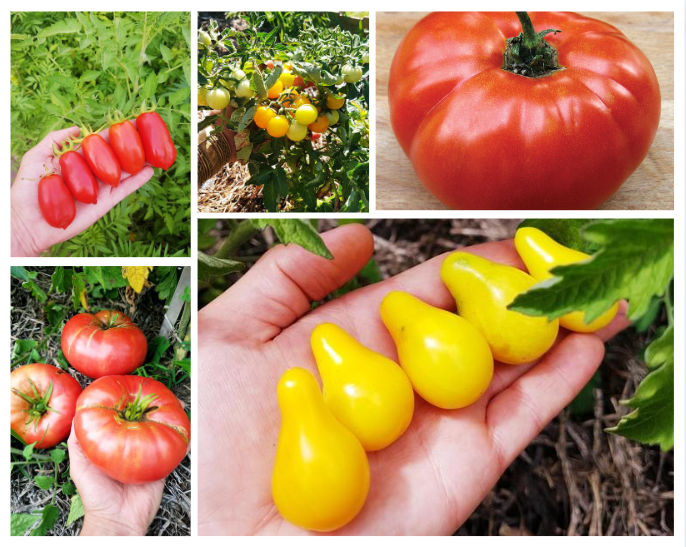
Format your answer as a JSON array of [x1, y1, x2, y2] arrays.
[[80, 514, 146, 536], [10, 203, 40, 257]]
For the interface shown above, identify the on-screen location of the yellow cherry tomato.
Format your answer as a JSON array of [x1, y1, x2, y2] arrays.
[[267, 115, 289, 137], [326, 94, 345, 110], [380, 291, 493, 409], [324, 110, 340, 125], [308, 114, 329, 133], [295, 104, 318, 125], [197, 87, 208, 107], [279, 70, 295, 87], [272, 367, 370, 532], [286, 120, 308, 141], [253, 106, 276, 129], [267, 80, 284, 99], [283, 61, 293, 71], [514, 227, 620, 332], [206, 87, 230, 110], [311, 323, 415, 451], [441, 252, 559, 365], [294, 96, 311, 108]]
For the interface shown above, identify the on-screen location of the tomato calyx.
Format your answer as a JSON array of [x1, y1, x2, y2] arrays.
[[120, 385, 159, 422], [503, 12, 563, 78], [12, 379, 61, 429], [52, 136, 81, 158]]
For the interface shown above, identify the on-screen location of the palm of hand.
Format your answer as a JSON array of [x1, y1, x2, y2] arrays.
[[11, 126, 153, 256], [198, 225, 627, 536]]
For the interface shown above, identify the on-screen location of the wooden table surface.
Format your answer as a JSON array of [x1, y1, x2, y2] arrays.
[[375, 12, 674, 211]]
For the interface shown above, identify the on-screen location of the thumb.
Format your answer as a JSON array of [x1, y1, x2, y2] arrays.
[[200, 223, 374, 343]]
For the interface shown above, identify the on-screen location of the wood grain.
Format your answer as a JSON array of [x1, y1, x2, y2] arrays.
[[376, 12, 674, 211]]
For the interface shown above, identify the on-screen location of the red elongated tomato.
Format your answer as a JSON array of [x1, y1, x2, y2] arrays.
[[11, 364, 83, 448], [388, 12, 662, 209], [109, 120, 146, 175], [61, 310, 147, 378], [38, 174, 76, 229], [136, 112, 177, 170], [59, 150, 98, 204], [74, 375, 190, 484], [82, 133, 121, 187]]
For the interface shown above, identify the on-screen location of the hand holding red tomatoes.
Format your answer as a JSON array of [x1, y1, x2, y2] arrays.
[[11, 127, 154, 257], [74, 376, 190, 484]]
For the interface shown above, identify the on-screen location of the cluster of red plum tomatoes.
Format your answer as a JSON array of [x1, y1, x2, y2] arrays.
[[40, 106, 177, 230]]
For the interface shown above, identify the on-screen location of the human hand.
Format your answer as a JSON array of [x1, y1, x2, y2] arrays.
[[197, 224, 630, 535], [11, 126, 154, 256], [68, 423, 164, 536]]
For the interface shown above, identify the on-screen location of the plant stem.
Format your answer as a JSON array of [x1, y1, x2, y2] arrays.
[[216, 220, 256, 259]]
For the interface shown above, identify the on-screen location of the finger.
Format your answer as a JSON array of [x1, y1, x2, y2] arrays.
[[485, 333, 605, 469], [200, 223, 375, 343]]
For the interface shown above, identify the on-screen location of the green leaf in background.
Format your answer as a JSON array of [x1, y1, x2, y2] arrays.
[[198, 251, 245, 282], [10, 513, 41, 536], [607, 326, 674, 451], [71, 272, 87, 311], [50, 267, 73, 293], [510, 219, 673, 322], [517, 219, 593, 252], [34, 476, 54, 490], [21, 270, 47, 303], [251, 219, 333, 259], [568, 371, 601, 416], [30, 505, 59, 536], [66, 495, 84, 527], [84, 266, 129, 290], [11, 266, 30, 282]]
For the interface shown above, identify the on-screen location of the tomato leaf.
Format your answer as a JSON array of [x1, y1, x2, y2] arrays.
[[251, 219, 333, 259], [509, 219, 673, 322], [198, 251, 245, 282], [30, 505, 59, 536], [66, 495, 84, 527], [10, 513, 41, 536], [606, 326, 674, 451]]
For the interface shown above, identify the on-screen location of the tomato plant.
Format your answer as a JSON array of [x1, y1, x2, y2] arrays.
[[388, 12, 661, 209], [197, 13, 369, 212], [38, 173, 76, 229], [61, 310, 148, 378], [11, 363, 83, 449], [56, 144, 99, 204], [74, 375, 190, 484]]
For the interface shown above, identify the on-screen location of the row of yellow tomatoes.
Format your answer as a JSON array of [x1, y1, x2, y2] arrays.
[[272, 227, 620, 532]]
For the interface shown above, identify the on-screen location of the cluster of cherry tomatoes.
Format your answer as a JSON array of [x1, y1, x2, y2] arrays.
[[40, 107, 176, 230], [198, 53, 364, 142]]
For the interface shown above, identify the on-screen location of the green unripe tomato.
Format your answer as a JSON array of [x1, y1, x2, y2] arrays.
[[287, 121, 308, 141], [324, 110, 339, 126], [362, 53, 369, 64], [235, 79, 253, 98], [198, 87, 208, 107], [206, 87, 231, 110], [231, 69, 246, 81], [342, 64, 363, 83], [198, 31, 211, 47], [295, 104, 318, 125]]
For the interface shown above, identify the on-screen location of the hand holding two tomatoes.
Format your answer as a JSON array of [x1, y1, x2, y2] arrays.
[[198, 224, 630, 535], [11, 127, 154, 257]]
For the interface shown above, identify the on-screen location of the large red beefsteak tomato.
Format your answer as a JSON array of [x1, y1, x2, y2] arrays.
[[61, 310, 147, 378], [11, 364, 83, 448], [388, 12, 661, 209], [74, 375, 190, 484]]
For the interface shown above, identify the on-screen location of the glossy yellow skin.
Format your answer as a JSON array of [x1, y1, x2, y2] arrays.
[[379, 291, 493, 409], [514, 227, 620, 333], [441, 252, 559, 365], [310, 323, 414, 451], [272, 367, 370, 532]]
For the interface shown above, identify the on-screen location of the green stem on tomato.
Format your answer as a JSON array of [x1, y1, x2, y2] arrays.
[[216, 220, 256, 259], [503, 12, 563, 78]]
